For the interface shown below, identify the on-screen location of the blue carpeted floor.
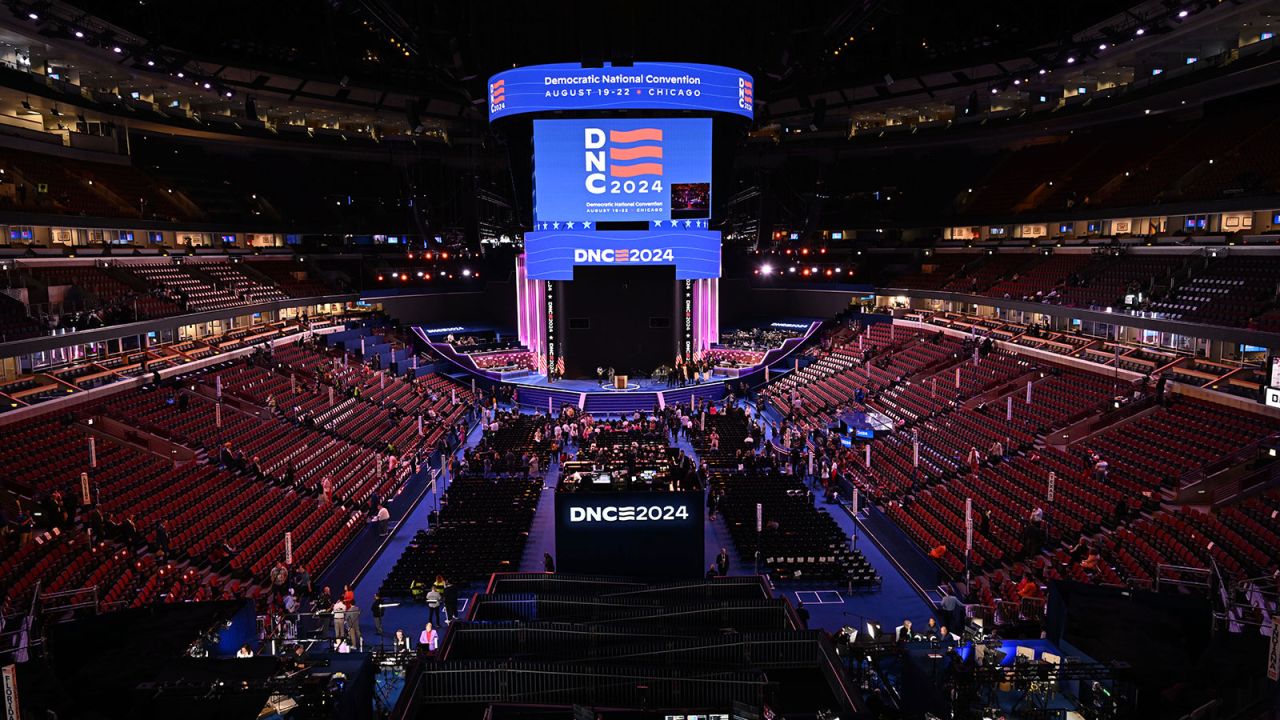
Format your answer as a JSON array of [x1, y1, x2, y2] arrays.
[[330, 420, 486, 652], [785, 496, 938, 634]]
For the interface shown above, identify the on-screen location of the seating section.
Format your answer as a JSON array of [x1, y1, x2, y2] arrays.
[[0, 330, 472, 617], [1149, 256, 1280, 328], [711, 469, 881, 588], [378, 474, 541, 597], [246, 261, 339, 298], [196, 263, 290, 304], [0, 416, 358, 615], [0, 292, 42, 341], [122, 263, 249, 312]]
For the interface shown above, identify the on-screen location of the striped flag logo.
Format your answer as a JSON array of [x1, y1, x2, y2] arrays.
[[614, 248, 630, 262], [607, 128, 663, 178], [490, 79, 505, 105]]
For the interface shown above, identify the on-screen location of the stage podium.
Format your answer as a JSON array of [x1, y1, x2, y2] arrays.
[[614, 375, 628, 390]]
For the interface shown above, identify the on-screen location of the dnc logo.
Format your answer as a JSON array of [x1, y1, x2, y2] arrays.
[[584, 127, 663, 195], [738, 76, 753, 112], [489, 78, 506, 113]]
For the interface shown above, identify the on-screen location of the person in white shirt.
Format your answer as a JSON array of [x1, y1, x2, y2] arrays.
[[236, 644, 254, 658], [332, 599, 347, 638]]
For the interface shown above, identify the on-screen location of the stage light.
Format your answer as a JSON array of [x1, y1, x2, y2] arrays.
[[1098, 43, 1108, 50], [825, 269, 833, 276], [462, 269, 472, 277], [74, 30, 84, 38], [802, 269, 811, 276], [27, 12, 38, 20], [1038, 68, 1047, 75], [147, 60, 154, 66], [203, 82, 212, 89], [761, 264, 772, 274], [416, 271, 423, 277], [377, 274, 384, 281], [1135, 28, 1145, 36], [1066, 57, 1076, 64], [1178, 9, 1188, 17], [400, 273, 408, 281], [112, 46, 122, 53]]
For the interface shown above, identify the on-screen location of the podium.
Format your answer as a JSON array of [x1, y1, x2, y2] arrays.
[[614, 375, 628, 389]]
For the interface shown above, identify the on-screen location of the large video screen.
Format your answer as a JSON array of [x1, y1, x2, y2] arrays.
[[533, 118, 712, 224], [554, 489, 705, 579]]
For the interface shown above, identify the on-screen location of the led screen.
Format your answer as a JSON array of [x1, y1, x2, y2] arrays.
[[534, 118, 712, 224]]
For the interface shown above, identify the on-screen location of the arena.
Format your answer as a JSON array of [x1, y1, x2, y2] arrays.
[[0, 2, 1279, 719]]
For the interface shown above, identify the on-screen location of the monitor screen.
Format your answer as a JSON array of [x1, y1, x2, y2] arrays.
[[533, 118, 712, 224]]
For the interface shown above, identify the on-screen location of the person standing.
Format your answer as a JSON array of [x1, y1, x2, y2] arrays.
[[443, 581, 459, 624], [345, 602, 362, 650], [425, 586, 444, 626], [371, 593, 385, 636], [543, 552, 556, 573], [331, 597, 347, 640], [715, 547, 729, 577]]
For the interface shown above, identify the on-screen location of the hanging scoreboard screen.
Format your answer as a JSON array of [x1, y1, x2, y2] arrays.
[[533, 118, 712, 225], [488, 62, 754, 121]]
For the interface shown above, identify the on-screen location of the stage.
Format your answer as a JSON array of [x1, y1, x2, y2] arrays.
[[502, 373, 737, 415]]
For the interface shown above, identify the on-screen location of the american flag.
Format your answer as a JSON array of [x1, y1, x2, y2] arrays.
[[555, 355, 565, 375], [490, 78, 505, 104]]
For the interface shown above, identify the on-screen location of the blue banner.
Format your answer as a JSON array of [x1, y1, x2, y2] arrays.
[[488, 62, 754, 121], [523, 229, 721, 280], [534, 118, 711, 224]]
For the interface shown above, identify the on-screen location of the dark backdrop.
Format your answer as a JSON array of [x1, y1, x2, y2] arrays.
[[562, 265, 677, 378]]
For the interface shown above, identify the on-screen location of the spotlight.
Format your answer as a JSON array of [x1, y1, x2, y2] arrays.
[[74, 30, 84, 38], [27, 12, 38, 20], [146, 60, 154, 66], [461, 268, 472, 277], [1067, 57, 1076, 64], [1178, 9, 1188, 17], [203, 82, 211, 89], [1135, 28, 1145, 36], [760, 264, 772, 274], [1038, 68, 1047, 75], [1098, 43, 1108, 50], [112, 46, 122, 53]]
